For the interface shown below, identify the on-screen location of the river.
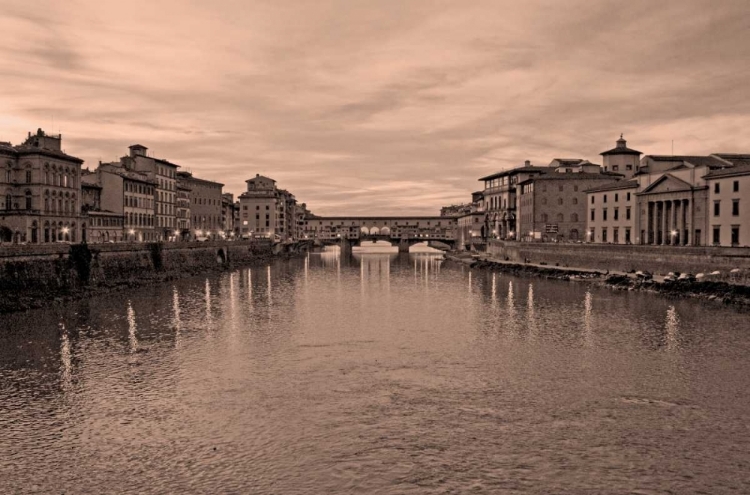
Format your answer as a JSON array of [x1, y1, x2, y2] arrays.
[[1, 250, 749, 494]]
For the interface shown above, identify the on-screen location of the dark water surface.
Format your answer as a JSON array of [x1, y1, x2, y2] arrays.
[[2, 251, 750, 494]]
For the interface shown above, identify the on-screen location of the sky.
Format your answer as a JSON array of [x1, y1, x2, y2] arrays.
[[2, 0, 750, 215]]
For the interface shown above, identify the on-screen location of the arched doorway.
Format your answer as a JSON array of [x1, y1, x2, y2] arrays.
[[31, 221, 38, 243], [0, 226, 12, 243]]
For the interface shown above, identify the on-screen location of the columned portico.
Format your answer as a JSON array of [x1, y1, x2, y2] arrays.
[[637, 174, 706, 247]]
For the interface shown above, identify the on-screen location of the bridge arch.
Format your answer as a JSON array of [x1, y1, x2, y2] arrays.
[[360, 226, 370, 235], [369, 226, 380, 235], [380, 226, 391, 236]]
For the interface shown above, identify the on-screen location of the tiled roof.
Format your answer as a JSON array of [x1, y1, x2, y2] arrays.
[[518, 172, 623, 185], [646, 155, 728, 169], [478, 165, 553, 181], [703, 163, 750, 179], [14, 144, 84, 163], [585, 179, 638, 193], [600, 146, 642, 156]]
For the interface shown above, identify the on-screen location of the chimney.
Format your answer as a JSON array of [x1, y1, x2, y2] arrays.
[[524, 160, 531, 167]]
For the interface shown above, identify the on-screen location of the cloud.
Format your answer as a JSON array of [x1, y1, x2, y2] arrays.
[[1, 0, 750, 215]]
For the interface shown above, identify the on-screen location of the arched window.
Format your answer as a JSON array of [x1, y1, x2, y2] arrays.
[[25, 168, 32, 184], [556, 213, 564, 222], [44, 197, 49, 212], [572, 198, 578, 205], [4, 193, 11, 210], [571, 213, 579, 222], [5, 167, 11, 183], [541, 213, 548, 223], [25, 190, 32, 210], [557, 197, 563, 205]]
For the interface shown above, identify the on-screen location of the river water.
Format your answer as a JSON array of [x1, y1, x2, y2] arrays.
[[1, 250, 750, 494]]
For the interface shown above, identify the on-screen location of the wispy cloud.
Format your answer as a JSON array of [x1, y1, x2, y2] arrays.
[[1, 0, 750, 214]]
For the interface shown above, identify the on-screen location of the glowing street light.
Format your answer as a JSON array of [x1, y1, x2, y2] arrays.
[[128, 229, 136, 235], [61, 227, 70, 234]]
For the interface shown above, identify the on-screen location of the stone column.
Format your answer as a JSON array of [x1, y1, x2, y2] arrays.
[[682, 199, 692, 246], [644, 201, 656, 244], [651, 201, 658, 245]]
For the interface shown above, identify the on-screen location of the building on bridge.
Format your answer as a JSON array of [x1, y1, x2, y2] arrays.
[[302, 216, 457, 244]]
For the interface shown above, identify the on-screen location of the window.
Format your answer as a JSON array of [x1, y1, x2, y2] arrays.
[[591, 196, 595, 204], [733, 199, 740, 216], [731, 226, 740, 246], [614, 208, 619, 220], [603, 194, 607, 203], [714, 201, 721, 216], [558, 185, 563, 192], [602, 228, 608, 243], [5, 194, 11, 210], [603, 209, 608, 221], [590, 209, 595, 221], [571, 213, 578, 222], [614, 193, 619, 202], [713, 226, 721, 245], [613, 228, 619, 244], [612, 165, 619, 171], [715, 183, 720, 194], [557, 198, 563, 205], [625, 228, 631, 243], [574, 185, 578, 192], [556, 213, 564, 222], [627, 192, 631, 201], [734, 180, 739, 192], [572, 198, 578, 205], [626, 164, 632, 171], [626, 207, 631, 220], [26, 170, 31, 183]]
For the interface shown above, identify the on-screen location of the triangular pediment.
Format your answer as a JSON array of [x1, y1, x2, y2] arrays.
[[640, 174, 694, 195]]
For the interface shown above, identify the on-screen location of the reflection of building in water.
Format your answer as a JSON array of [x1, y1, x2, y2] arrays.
[[666, 305, 679, 348], [60, 322, 72, 390], [127, 301, 138, 353], [172, 287, 182, 348], [583, 290, 593, 344], [204, 279, 212, 322], [356, 254, 394, 283]]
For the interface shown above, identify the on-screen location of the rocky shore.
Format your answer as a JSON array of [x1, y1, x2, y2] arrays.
[[450, 254, 750, 308]]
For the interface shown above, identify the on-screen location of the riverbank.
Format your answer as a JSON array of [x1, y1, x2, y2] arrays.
[[0, 241, 306, 314], [448, 253, 750, 308]]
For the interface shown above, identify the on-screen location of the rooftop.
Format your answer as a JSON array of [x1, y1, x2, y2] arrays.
[[600, 135, 642, 156], [585, 179, 638, 193]]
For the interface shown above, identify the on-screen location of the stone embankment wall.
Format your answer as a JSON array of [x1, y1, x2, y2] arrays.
[[487, 241, 750, 275], [0, 241, 278, 313]]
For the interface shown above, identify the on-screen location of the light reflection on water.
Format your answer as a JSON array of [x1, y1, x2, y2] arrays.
[[1, 253, 750, 494]]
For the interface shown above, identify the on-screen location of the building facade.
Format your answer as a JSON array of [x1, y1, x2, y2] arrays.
[[585, 150, 750, 247], [122, 144, 179, 240], [176, 171, 223, 238], [0, 129, 84, 244], [176, 182, 191, 238], [97, 162, 157, 242], [80, 173, 124, 243], [585, 180, 638, 244], [704, 155, 750, 247], [518, 161, 622, 242], [479, 160, 552, 240], [239, 175, 280, 239]]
